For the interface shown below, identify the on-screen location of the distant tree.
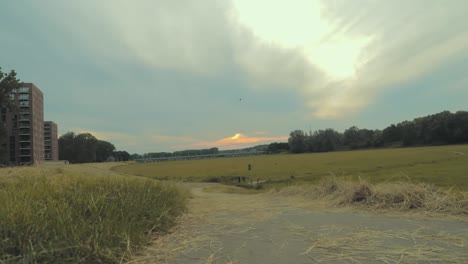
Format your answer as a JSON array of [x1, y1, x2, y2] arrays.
[[382, 124, 402, 144], [268, 142, 289, 153], [287, 110, 467, 155], [58, 132, 77, 162], [59, 132, 98, 163], [343, 126, 362, 149], [130, 153, 142, 160], [288, 130, 307, 153], [113, 151, 130, 161], [449, 111, 468, 143], [307, 129, 342, 152], [96, 140, 116, 162], [75, 133, 98, 163], [371, 130, 384, 147], [0, 68, 21, 108], [398, 121, 417, 146], [0, 68, 21, 164]]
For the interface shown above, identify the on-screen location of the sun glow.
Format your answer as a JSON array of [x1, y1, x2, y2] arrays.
[[232, 0, 371, 79], [231, 133, 242, 140]]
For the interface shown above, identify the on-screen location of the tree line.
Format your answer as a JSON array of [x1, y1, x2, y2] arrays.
[[288, 111, 468, 154], [59, 132, 130, 163], [131, 147, 219, 160]]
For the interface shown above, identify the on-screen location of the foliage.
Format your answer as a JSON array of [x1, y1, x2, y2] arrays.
[[112, 150, 130, 161], [289, 110, 468, 153], [96, 140, 116, 162], [306, 129, 342, 152], [0, 170, 186, 263], [0, 67, 21, 108], [142, 148, 219, 159], [288, 130, 307, 153], [267, 142, 289, 153], [0, 67, 21, 164], [113, 144, 468, 190], [59, 132, 128, 163]]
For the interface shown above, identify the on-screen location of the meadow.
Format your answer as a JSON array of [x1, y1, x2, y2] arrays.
[[0, 163, 187, 263], [113, 144, 468, 190]]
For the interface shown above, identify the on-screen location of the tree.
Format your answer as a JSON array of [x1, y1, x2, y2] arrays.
[[58, 132, 98, 163], [382, 124, 402, 144], [268, 142, 289, 153], [0, 68, 21, 107], [288, 130, 307, 153], [0, 68, 21, 164], [96, 140, 116, 162], [307, 129, 342, 152], [113, 151, 130, 161], [75, 133, 98, 163], [130, 153, 143, 160], [58, 132, 76, 162]]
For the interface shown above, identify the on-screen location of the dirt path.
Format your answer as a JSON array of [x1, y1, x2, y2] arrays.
[[130, 183, 468, 264]]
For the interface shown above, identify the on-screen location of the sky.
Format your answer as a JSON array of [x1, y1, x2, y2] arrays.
[[1, 0, 467, 153]]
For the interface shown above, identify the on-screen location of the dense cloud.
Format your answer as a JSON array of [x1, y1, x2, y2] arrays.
[[1, 0, 467, 152]]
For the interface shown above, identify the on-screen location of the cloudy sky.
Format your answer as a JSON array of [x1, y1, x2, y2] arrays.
[[1, 0, 467, 153]]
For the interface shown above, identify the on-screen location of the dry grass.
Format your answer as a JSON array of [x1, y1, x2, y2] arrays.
[[0, 163, 187, 263], [291, 224, 468, 263], [276, 177, 468, 215]]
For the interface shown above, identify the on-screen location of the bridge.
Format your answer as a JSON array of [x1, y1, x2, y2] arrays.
[[135, 151, 267, 163]]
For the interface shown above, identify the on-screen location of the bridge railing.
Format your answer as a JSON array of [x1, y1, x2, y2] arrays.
[[135, 151, 266, 163]]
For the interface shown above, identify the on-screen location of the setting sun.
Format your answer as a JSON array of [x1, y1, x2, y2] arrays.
[[231, 133, 242, 140]]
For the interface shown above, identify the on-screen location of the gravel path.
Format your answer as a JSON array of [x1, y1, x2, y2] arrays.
[[129, 183, 468, 264]]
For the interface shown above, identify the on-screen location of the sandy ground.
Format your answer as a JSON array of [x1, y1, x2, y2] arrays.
[[129, 183, 468, 264]]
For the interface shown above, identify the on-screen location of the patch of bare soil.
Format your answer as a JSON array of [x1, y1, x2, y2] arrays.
[[129, 183, 468, 264]]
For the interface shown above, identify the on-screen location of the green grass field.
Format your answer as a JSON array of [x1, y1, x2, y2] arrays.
[[113, 144, 468, 190]]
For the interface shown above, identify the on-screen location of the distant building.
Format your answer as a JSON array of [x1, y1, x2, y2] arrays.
[[44, 121, 59, 161], [1, 83, 44, 165]]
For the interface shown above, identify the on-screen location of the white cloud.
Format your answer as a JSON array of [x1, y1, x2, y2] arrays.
[[307, 0, 468, 118]]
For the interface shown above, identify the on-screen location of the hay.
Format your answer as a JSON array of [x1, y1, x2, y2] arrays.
[[293, 224, 468, 264], [277, 178, 468, 216]]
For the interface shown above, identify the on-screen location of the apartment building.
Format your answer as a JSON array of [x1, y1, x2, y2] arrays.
[[1, 83, 44, 165], [44, 121, 59, 161]]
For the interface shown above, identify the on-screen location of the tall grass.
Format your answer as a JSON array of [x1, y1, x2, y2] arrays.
[[0, 175, 186, 263]]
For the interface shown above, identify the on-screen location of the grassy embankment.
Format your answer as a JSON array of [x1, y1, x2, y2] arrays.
[[0, 163, 187, 263], [113, 144, 468, 190]]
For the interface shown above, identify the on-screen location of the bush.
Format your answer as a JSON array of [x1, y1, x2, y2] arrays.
[[0, 176, 186, 263]]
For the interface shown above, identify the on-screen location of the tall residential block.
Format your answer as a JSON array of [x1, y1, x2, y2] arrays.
[[44, 121, 59, 161], [1, 83, 44, 165]]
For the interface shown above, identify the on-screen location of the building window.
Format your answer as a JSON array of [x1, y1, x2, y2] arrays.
[[19, 87, 29, 93], [18, 94, 30, 100], [19, 100, 30, 107]]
